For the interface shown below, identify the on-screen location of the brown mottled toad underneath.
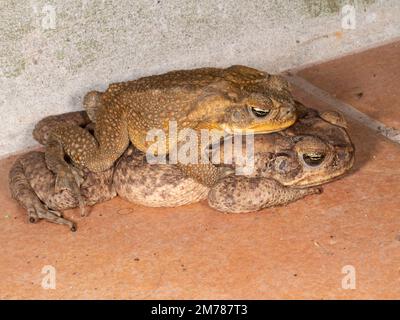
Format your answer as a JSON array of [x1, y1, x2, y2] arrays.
[[45, 65, 297, 202], [9, 103, 354, 231]]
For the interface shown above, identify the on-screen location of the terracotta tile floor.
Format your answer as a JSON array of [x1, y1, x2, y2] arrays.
[[1, 42, 400, 299]]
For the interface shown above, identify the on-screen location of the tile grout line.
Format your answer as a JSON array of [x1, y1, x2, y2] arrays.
[[285, 74, 400, 144]]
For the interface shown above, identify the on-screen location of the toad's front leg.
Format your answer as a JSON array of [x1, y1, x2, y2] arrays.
[[208, 176, 322, 213], [177, 163, 233, 187], [174, 132, 234, 187]]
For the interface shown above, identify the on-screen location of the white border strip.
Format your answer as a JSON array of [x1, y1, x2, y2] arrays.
[[0, 144, 43, 161], [285, 74, 400, 144]]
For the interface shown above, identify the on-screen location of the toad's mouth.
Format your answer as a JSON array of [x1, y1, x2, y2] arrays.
[[221, 118, 297, 134]]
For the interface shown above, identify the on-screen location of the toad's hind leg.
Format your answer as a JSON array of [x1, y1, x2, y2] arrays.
[[33, 91, 102, 147], [208, 176, 322, 213], [45, 135, 86, 216], [46, 105, 129, 199], [83, 90, 103, 123], [9, 152, 77, 231], [33, 111, 91, 145]]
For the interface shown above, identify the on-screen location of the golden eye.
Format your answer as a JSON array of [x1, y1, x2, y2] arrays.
[[302, 152, 325, 167], [251, 107, 270, 118]]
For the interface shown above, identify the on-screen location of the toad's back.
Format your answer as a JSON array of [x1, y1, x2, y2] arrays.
[[46, 65, 297, 199]]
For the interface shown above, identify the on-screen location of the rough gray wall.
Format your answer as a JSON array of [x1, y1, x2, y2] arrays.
[[1, 0, 400, 157]]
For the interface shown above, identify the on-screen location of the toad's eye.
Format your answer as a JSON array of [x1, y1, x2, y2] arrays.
[[251, 107, 270, 118], [302, 152, 325, 167]]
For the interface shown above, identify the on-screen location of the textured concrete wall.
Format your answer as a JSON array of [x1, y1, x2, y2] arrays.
[[1, 0, 400, 157]]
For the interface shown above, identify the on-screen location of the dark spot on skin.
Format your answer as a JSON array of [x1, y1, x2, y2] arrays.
[[356, 92, 363, 99], [134, 258, 140, 261]]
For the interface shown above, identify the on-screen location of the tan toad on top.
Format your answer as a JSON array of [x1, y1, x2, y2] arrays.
[[45, 65, 297, 195]]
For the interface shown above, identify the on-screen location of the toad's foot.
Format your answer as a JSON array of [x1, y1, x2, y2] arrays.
[[54, 166, 86, 217], [54, 165, 83, 193], [28, 203, 77, 232]]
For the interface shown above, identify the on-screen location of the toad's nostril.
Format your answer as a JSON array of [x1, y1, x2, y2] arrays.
[[337, 151, 349, 160], [232, 110, 242, 122], [284, 105, 296, 117]]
